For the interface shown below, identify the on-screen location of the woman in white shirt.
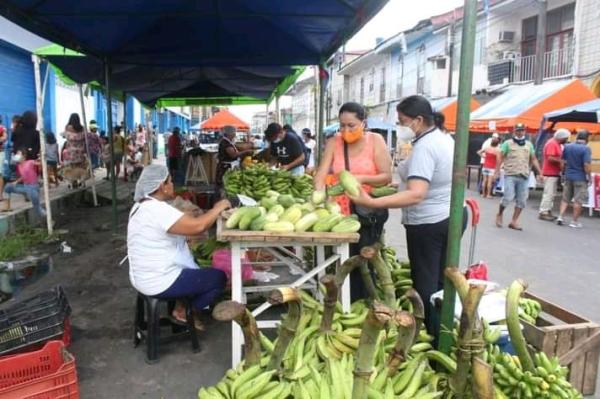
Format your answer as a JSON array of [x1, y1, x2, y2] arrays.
[[302, 128, 317, 172], [127, 164, 231, 327]]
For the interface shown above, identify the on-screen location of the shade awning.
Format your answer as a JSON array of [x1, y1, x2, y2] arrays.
[[3, 1, 388, 67], [544, 98, 600, 124], [470, 79, 596, 133], [201, 109, 249, 131], [430, 96, 480, 131]]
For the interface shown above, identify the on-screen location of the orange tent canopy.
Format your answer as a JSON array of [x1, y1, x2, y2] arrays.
[[470, 79, 596, 133], [431, 97, 480, 131], [201, 109, 250, 131]]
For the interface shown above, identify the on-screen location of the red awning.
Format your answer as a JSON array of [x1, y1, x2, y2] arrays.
[[201, 109, 250, 131]]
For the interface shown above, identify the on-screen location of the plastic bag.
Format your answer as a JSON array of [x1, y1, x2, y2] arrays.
[[465, 261, 488, 280], [212, 249, 253, 282]]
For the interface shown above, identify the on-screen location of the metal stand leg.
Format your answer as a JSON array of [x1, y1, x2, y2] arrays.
[[231, 242, 243, 368], [336, 243, 351, 312]]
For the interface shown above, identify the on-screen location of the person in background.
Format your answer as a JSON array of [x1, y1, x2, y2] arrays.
[[302, 128, 317, 173], [0, 116, 6, 203], [314, 102, 392, 301], [151, 125, 158, 159], [45, 132, 60, 187], [264, 123, 305, 176], [216, 125, 253, 188], [127, 146, 144, 181], [253, 134, 264, 150], [477, 134, 500, 198], [433, 111, 447, 133], [347, 95, 452, 338], [112, 126, 126, 180], [101, 136, 112, 180], [494, 123, 541, 230], [12, 111, 40, 161], [167, 127, 183, 181], [538, 128, 570, 221], [62, 113, 88, 188], [557, 130, 592, 228], [87, 120, 102, 169], [1, 148, 45, 217], [127, 164, 231, 329]]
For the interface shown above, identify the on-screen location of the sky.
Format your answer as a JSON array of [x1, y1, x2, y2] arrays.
[[229, 0, 464, 125]]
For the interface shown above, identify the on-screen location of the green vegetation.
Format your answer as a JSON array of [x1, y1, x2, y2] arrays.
[[0, 227, 49, 261]]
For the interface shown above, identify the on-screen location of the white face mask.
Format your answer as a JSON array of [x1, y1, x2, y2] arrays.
[[12, 154, 24, 163], [396, 126, 415, 141], [273, 136, 283, 144]]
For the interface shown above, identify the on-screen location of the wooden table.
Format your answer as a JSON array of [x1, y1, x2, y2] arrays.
[[217, 217, 359, 367]]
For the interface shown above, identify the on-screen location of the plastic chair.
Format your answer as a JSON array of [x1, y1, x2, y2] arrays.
[[133, 293, 200, 364]]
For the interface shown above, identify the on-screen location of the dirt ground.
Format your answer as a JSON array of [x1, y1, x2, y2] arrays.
[[4, 199, 232, 399]]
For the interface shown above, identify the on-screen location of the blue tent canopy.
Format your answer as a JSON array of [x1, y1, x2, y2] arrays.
[[1, 1, 387, 67], [544, 98, 600, 123]]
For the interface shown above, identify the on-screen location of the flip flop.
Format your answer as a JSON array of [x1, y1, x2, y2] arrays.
[[508, 223, 523, 231], [170, 312, 205, 331]]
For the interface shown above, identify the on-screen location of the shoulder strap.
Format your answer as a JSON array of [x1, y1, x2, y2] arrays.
[[343, 141, 350, 171]]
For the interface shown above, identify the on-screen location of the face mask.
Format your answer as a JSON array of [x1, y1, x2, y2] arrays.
[[513, 136, 526, 146], [396, 126, 415, 141], [272, 136, 282, 144], [13, 154, 23, 162], [342, 125, 364, 144]]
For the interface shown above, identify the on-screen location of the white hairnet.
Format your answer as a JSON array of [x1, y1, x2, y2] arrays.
[[554, 128, 570, 140], [134, 164, 169, 202]]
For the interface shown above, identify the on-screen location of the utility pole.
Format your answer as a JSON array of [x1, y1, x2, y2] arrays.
[[447, 17, 456, 97], [534, 0, 547, 85]]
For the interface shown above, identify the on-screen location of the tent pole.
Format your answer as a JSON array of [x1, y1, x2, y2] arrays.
[[104, 59, 118, 232], [438, 0, 478, 355], [316, 65, 327, 165], [32, 55, 53, 235], [78, 84, 98, 207], [275, 96, 280, 123]]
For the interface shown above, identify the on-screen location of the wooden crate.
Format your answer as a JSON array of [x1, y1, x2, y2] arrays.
[[521, 291, 600, 395]]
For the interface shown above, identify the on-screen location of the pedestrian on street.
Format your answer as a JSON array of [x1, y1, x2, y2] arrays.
[[45, 132, 60, 187], [477, 133, 500, 198], [112, 126, 125, 180], [302, 128, 317, 173], [494, 123, 541, 230], [12, 111, 40, 161], [347, 95, 452, 339], [62, 113, 88, 188], [167, 127, 183, 181], [557, 130, 592, 228], [538, 128, 570, 221], [87, 120, 102, 169]]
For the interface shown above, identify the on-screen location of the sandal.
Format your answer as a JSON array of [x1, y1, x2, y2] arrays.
[[508, 223, 523, 231], [170, 311, 205, 331]]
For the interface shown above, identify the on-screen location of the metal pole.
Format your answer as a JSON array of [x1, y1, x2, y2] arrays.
[[78, 84, 98, 206], [275, 96, 280, 123], [32, 55, 53, 235], [317, 65, 326, 165], [104, 60, 118, 232], [534, 0, 547, 85], [438, 0, 478, 354]]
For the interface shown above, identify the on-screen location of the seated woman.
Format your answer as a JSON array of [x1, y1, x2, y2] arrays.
[[127, 164, 231, 329]]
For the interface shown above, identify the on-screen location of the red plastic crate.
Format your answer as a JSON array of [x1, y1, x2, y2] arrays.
[[0, 340, 79, 399]]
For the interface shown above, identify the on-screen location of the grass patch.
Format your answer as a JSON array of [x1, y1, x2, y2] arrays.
[[0, 227, 49, 261]]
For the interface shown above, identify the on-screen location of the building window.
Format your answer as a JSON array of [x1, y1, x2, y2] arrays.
[[360, 77, 365, 103], [435, 59, 446, 69], [521, 3, 575, 56], [379, 67, 386, 103], [369, 68, 375, 92]]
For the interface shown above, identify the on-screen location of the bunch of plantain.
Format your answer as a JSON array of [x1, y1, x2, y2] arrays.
[[518, 297, 542, 324]]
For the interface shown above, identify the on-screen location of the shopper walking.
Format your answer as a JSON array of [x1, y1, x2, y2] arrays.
[[167, 127, 183, 181], [87, 120, 102, 169], [538, 129, 570, 221], [302, 128, 317, 173], [557, 130, 592, 228], [494, 123, 541, 230]]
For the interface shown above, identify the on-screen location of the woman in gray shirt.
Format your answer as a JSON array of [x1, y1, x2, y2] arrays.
[[350, 95, 453, 340]]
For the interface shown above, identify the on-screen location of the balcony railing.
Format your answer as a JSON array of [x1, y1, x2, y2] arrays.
[[487, 46, 574, 85]]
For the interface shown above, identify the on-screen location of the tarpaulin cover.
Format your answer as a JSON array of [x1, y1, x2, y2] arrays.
[[201, 109, 249, 131], [35, 45, 305, 106], [544, 98, 600, 124], [470, 79, 596, 133], [3, 0, 388, 67], [430, 96, 480, 131]]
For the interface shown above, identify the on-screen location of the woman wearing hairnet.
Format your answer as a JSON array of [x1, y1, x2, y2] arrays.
[[127, 164, 231, 328]]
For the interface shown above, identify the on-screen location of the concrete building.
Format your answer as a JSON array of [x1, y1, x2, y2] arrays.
[[288, 68, 319, 133]]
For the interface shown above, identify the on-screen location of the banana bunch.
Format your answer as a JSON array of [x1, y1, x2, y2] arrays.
[[191, 237, 229, 266], [290, 174, 313, 199], [382, 246, 413, 299], [376, 354, 443, 399], [270, 169, 293, 195], [486, 345, 582, 399], [519, 297, 542, 324], [223, 169, 242, 195]]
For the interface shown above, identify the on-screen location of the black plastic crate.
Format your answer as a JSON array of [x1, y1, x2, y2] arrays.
[[0, 286, 71, 355]]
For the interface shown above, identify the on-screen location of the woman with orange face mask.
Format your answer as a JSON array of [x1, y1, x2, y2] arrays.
[[314, 102, 392, 300]]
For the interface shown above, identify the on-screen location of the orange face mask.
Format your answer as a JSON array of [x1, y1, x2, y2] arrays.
[[342, 125, 364, 144]]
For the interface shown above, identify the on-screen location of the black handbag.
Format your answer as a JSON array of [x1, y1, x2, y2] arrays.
[[343, 142, 388, 244]]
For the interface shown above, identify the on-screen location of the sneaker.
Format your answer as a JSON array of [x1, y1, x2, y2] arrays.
[[568, 221, 582, 228], [556, 217, 564, 226]]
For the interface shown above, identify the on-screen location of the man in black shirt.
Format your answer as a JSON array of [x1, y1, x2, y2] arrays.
[[264, 123, 305, 175]]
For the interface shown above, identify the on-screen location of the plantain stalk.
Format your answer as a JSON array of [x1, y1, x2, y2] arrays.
[[319, 274, 338, 332], [267, 288, 303, 371], [352, 302, 395, 399], [506, 279, 535, 372], [445, 266, 470, 302], [405, 288, 425, 333], [450, 284, 486, 397], [471, 357, 495, 399], [334, 254, 378, 303], [358, 262, 378, 302], [212, 301, 261, 367], [369, 251, 396, 308], [386, 310, 417, 376]]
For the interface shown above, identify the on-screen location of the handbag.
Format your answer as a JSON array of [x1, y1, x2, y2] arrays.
[[343, 142, 388, 238]]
